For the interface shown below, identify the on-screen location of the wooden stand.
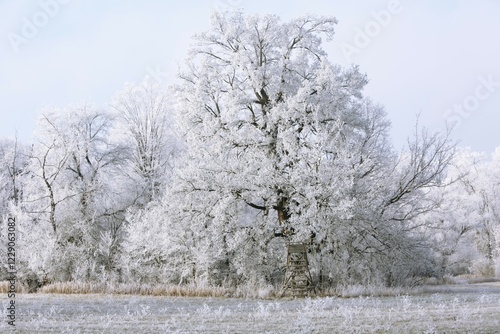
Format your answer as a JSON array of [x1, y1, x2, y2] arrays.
[[280, 242, 315, 297]]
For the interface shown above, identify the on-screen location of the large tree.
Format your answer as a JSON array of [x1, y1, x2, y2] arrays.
[[169, 12, 455, 287], [175, 12, 368, 231]]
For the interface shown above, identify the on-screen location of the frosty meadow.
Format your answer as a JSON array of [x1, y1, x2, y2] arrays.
[[1, 10, 500, 332], [2, 283, 500, 333]]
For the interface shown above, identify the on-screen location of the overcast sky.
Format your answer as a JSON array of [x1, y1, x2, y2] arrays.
[[1, 0, 499, 153]]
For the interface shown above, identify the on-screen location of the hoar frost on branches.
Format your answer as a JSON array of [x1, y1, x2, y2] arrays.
[[19, 106, 132, 284], [111, 77, 177, 205], [168, 12, 456, 287], [422, 148, 500, 278], [175, 12, 367, 233]]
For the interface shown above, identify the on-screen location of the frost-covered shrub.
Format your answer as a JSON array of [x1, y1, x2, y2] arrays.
[[120, 201, 199, 284], [9, 205, 54, 289], [471, 258, 495, 277]]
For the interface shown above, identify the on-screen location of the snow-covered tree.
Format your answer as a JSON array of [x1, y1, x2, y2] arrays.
[[22, 105, 131, 283], [0, 137, 30, 208], [168, 12, 455, 287], [420, 146, 500, 279], [111, 77, 177, 205], [0, 137, 31, 282], [484, 148, 500, 276], [120, 201, 198, 284], [465, 148, 500, 276]]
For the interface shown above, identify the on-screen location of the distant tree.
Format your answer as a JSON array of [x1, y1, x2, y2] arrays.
[[111, 77, 177, 205], [417, 145, 500, 279], [23, 105, 130, 282], [482, 148, 500, 276], [27, 114, 72, 234], [0, 136, 30, 208], [0, 137, 31, 281]]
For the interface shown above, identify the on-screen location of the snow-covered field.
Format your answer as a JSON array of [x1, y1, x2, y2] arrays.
[[2, 283, 500, 333]]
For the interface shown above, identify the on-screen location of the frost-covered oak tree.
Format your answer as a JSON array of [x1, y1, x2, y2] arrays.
[[176, 12, 367, 228], [169, 12, 432, 287]]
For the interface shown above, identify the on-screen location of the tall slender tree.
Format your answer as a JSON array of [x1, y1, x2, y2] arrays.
[[111, 77, 176, 205]]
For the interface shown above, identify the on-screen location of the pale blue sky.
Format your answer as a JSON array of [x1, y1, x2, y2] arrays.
[[1, 0, 499, 153]]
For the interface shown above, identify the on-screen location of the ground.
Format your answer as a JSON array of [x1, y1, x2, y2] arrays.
[[2, 283, 500, 333]]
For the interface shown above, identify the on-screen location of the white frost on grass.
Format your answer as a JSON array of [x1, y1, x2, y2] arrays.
[[1, 284, 500, 333]]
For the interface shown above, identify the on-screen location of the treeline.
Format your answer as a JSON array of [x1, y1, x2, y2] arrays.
[[0, 12, 498, 292]]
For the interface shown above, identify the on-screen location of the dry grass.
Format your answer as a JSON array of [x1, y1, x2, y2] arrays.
[[0, 280, 27, 293], [2, 276, 498, 299], [0, 280, 232, 297], [36, 281, 420, 299], [0, 279, 280, 299], [0, 280, 440, 299], [36, 281, 235, 298]]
